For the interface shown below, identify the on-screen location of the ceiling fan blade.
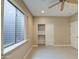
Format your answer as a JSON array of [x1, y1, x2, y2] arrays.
[[60, 1, 65, 11], [48, 2, 60, 9], [66, 0, 78, 4]]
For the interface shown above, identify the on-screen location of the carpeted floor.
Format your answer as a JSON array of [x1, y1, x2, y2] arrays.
[[26, 46, 78, 59]]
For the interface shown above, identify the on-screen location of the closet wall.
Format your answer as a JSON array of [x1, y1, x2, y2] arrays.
[[37, 24, 54, 46], [33, 16, 70, 46]]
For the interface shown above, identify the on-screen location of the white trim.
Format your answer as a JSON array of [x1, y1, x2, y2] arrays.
[[3, 40, 27, 54], [23, 46, 33, 59], [54, 45, 71, 47], [32, 45, 38, 47]]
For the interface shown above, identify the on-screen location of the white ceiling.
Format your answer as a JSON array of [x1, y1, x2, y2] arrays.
[[23, 0, 78, 16]]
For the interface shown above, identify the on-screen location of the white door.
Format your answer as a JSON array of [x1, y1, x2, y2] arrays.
[[45, 24, 54, 46], [71, 21, 78, 49]]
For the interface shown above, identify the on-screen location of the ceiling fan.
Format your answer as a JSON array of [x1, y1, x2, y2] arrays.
[[48, 0, 77, 11]]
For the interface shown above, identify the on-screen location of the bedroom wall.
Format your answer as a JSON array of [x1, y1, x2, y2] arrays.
[[33, 16, 70, 45], [1, 0, 33, 59], [70, 13, 78, 49]]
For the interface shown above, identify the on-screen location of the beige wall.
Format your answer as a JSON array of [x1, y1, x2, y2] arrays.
[[10, 0, 32, 16], [27, 15, 34, 44], [70, 13, 78, 49], [33, 16, 70, 45], [70, 13, 78, 22], [2, 0, 33, 59]]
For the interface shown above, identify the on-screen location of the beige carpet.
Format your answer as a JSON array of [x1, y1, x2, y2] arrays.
[[26, 46, 78, 59]]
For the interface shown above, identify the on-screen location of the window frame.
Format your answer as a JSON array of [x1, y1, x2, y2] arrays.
[[8, 0, 24, 15], [3, 0, 26, 48]]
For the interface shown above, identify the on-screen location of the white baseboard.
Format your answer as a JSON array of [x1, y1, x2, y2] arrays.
[[23, 46, 33, 59], [32, 45, 71, 47], [32, 45, 38, 47], [54, 45, 71, 47]]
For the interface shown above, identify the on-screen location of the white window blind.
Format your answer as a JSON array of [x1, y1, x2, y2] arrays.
[[3, 0, 25, 48]]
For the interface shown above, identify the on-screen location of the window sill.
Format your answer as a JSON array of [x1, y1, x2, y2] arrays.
[[3, 40, 27, 55]]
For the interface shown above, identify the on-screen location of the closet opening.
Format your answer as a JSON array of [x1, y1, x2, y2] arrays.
[[38, 24, 45, 46]]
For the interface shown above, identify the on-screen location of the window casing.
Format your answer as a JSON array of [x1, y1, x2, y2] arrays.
[[3, 0, 25, 48]]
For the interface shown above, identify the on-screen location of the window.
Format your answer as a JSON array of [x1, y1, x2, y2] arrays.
[[16, 10, 24, 43], [3, 0, 25, 48]]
